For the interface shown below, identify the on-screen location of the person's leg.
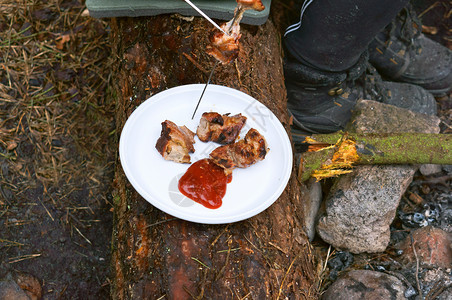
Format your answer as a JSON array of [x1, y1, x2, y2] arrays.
[[283, 0, 437, 134], [368, 5, 452, 96], [284, 0, 409, 72]]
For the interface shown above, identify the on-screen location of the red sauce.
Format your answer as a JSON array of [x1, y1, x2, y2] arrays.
[[178, 159, 232, 209]]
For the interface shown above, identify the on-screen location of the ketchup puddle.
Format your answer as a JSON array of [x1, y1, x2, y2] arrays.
[[178, 158, 232, 209]]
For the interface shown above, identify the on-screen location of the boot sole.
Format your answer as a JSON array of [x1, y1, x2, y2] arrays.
[[86, 0, 271, 25]]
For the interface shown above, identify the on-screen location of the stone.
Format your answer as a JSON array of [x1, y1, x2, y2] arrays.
[[321, 270, 407, 300], [397, 226, 452, 269], [303, 178, 322, 241], [327, 251, 354, 281], [347, 100, 441, 135], [316, 100, 441, 253], [317, 165, 416, 253], [442, 165, 452, 175], [419, 164, 442, 176], [14, 272, 42, 300], [0, 272, 42, 300], [438, 206, 452, 233], [0, 278, 29, 300]]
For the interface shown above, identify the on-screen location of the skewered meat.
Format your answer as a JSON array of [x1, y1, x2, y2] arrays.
[[197, 112, 247, 144], [206, 0, 265, 64], [209, 128, 268, 172], [206, 27, 240, 65], [237, 0, 265, 11], [155, 120, 195, 163]]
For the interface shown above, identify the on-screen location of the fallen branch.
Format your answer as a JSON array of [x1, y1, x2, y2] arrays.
[[298, 132, 452, 181]]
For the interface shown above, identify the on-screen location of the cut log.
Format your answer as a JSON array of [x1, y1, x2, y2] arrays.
[[109, 9, 317, 300]]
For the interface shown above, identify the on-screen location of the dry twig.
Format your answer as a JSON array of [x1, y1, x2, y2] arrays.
[[410, 234, 422, 297]]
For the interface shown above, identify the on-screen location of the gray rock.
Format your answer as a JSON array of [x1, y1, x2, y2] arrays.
[[442, 165, 452, 175], [303, 178, 322, 241], [317, 100, 441, 253], [346, 100, 441, 135], [321, 270, 407, 300], [317, 165, 416, 253], [419, 164, 442, 176], [0, 272, 42, 300]]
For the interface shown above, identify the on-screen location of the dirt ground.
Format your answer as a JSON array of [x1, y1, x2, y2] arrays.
[[0, 0, 450, 299], [1, 0, 115, 298]]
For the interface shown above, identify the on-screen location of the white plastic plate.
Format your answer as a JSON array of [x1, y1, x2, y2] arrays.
[[119, 84, 292, 224]]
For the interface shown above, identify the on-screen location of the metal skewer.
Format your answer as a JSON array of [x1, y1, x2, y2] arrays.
[[191, 60, 219, 119], [191, 10, 242, 119]]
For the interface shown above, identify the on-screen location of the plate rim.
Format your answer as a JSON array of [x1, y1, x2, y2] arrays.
[[119, 84, 293, 224]]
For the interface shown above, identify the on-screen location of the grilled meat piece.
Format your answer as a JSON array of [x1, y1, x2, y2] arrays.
[[237, 0, 265, 11], [206, 0, 265, 64], [197, 112, 247, 144], [209, 128, 268, 172], [206, 27, 240, 64], [155, 120, 195, 163]]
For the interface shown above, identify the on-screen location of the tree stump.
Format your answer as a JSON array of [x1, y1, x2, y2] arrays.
[[110, 8, 317, 299]]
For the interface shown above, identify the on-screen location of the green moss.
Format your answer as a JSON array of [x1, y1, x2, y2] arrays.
[[300, 133, 452, 181]]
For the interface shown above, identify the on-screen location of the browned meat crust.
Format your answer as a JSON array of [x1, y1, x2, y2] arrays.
[[206, 0, 265, 64], [206, 28, 240, 65], [209, 128, 268, 172], [155, 120, 195, 163], [237, 0, 265, 11], [197, 112, 247, 144]]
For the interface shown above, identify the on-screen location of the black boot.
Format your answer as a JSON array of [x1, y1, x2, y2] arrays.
[[285, 53, 436, 134], [283, 0, 437, 134], [368, 6, 452, 96]]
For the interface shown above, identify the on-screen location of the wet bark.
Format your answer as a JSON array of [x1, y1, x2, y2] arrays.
[[109, 11, 317, 300]]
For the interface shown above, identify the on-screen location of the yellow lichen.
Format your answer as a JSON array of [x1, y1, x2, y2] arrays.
[[312, 136, 359, 181], [312, 169, 354, 181]]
